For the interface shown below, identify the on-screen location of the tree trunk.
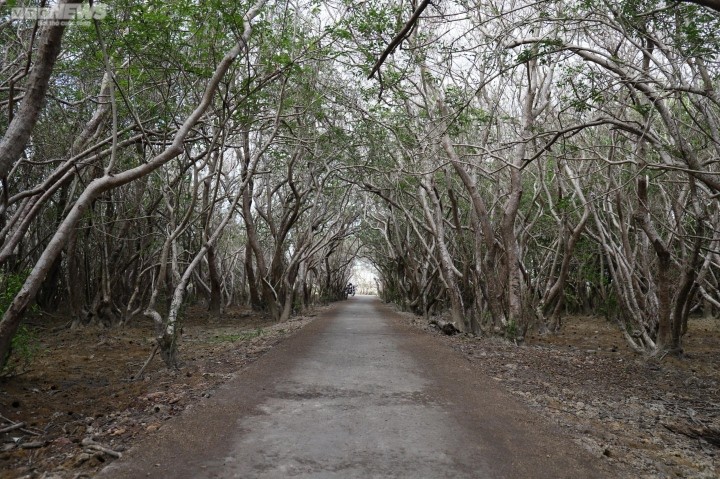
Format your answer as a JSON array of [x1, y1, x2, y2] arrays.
[[0, 0, 268, 369], [245, 246, 262, 309], [0, 0, 84, 180], [207, 245, 222, 318], [634, 174, 673, 354]]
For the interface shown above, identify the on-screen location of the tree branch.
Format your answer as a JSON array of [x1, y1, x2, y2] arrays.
[[368, 0, 433, 80]]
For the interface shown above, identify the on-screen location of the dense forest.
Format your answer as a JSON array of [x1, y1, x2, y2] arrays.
[[1, 0, 719, 371]]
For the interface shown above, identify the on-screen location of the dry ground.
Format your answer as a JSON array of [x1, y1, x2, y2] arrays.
[[0, 306, 319, 479], [2, 303, 718, 478], [400, 311, 720, 479]]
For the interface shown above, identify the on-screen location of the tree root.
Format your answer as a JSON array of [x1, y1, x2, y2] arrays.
[[134, 343, 159, 380], [81, 437, 122, 458], [429, 318, 460, 335]]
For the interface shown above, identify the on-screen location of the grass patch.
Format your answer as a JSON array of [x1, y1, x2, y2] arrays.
[[2, 325, 41, 376]]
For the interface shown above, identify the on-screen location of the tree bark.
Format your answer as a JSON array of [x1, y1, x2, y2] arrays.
[[0, 0, 84, 181], [207, 245, 223, 317], [0, 0, 268, 369]]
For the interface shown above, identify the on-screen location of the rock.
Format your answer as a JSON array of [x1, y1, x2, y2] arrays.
[[150, 403, 168, 414], [74, 452, 94, 466], [146, 423, 161, 432], [144, 391, 165, 401], [577, 437, 604, 457]]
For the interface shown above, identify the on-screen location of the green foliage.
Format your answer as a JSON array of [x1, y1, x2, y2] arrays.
[[2, 326, 41, 376], [556, 64, 607, 114], [444, 86, 492, 135], [598, 290, 620, 322], [0, 273, 24, 312], [556, 194, 574, 213], [605, 0, 720, 58], [515, 39, 563, 65], [504, 320, 518, 339], [1, 274, 41, 376]]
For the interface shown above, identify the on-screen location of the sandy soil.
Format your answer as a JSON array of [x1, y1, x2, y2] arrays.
[[399, 312, 720, 479], [0, 306, 319, 479]]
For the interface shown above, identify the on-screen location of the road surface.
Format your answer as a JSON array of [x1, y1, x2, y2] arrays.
[[99, 296, 611, 478]]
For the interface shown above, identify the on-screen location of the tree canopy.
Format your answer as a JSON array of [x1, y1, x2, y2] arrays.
[[1, 0, 719, 368]]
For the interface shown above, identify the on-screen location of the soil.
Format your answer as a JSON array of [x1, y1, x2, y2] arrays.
[[97, 295, 614, 479], [400, 311, 720, 479], [0, 306, 318, 479], [2, 303, 718, 478]]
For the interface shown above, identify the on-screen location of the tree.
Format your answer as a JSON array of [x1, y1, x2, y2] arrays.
[[0, 0, 270, 370]]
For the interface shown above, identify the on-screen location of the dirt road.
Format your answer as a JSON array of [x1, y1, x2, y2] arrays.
[[98, 296, 613, 478]]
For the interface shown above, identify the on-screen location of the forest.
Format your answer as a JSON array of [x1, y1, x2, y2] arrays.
[[0, 1, 720, 378], [1, 0, 720, 477], [0, 0, 719, 377]]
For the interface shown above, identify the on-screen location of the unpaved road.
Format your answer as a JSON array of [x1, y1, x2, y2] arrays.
[[99, 296, 613, 478]]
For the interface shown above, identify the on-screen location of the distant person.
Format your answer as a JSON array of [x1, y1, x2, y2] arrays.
[[345, 282, 355, 297]]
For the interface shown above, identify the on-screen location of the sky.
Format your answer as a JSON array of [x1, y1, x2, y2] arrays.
[[351, 259, 379, 294]]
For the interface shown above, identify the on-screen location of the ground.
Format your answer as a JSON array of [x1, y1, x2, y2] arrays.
[[96, 295, 609, 479], [401, 311, 720, 479], [0, 303, 718, 478], [0, 306, 317, 478]]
